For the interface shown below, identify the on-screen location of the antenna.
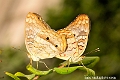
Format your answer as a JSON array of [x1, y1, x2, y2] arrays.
[[83, 48, 100, 56]]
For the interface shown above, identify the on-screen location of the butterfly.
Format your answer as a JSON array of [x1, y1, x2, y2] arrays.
[[25, 12, 67, 62], [25, 12, 90, 65], [56, 14, 90, 63]]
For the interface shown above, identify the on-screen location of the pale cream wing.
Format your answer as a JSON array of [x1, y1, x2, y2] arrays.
[[66, 14, 89, 57], [56, 14, 90, 63], [25, 12, 67, 61]]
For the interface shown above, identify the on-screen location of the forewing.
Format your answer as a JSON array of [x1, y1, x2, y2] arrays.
[[66, 14, 90, 57], [56, 14, 90, 63], [25, 12, 66, 61]]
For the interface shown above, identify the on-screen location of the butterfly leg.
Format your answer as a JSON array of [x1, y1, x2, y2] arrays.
[[66, 57, 72, 72], [67, 57, 72, 67], [36, 61, 39, 69], [30, 58, 33, 65], [58, 57, 72, 73], [77, 56, 88, 72], [77, 55, 85, 65], [58, 58, 71, 68], [39, 61, 50, 70]]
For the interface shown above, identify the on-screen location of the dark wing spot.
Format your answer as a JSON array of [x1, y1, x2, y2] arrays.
[[46, 37, 49, 40], [55, 45, 58, 47], [73, 34, 75, 36]]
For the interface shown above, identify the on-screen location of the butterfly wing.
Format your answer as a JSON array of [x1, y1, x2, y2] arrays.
[[56, 14, 90, 62], [25, 12, 67, 61], [66, 14, 90, 57]]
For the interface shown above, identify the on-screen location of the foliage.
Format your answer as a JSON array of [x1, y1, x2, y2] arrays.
[[5, 57, 99, 80]]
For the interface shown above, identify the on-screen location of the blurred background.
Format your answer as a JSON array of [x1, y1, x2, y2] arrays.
[[0, 0, 120, 80]]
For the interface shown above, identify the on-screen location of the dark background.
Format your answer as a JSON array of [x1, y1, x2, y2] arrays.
[[0, 0, 120, 80]]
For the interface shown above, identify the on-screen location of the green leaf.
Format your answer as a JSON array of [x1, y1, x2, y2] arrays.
[[26, 64, 53, 75], [82, 56, 100, 68], [5, 57, 98, 80], [54, 66, 95, 76], [77, 66, 95, 76], [86, 68, 95, 77], [15, 72, 35, 80], [54, 66, 78, 74], [14, 72, 25, 76], [5, 72, 20, 80], [54, 56, 98, 76]]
